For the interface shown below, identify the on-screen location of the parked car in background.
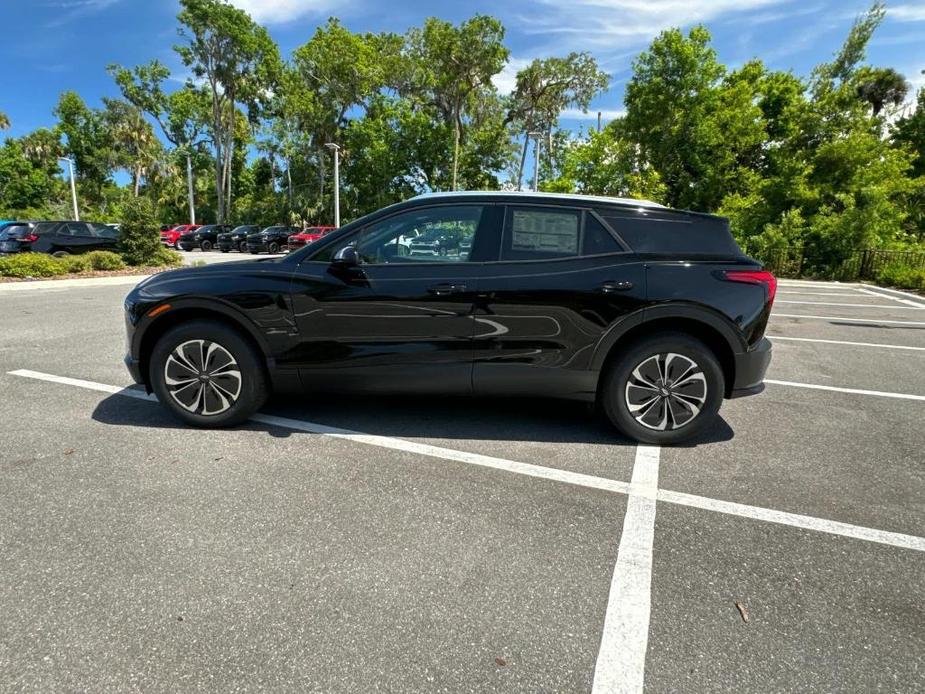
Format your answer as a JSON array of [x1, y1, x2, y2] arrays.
[[408, 226, 465, 257], [0, 221, 37, 241], [177, 224, 233, 252], [217, 225, 261, 253], [246, 225, 299, 254], [161, 224, 201, 249], [123, 191, 775, 444], [0, 221, 119, 256], [286, 226, 336, 251]]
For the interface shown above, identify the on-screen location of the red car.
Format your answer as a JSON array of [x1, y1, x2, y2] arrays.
[[161, 224, 202, 249], [286, 226, 336, 251]]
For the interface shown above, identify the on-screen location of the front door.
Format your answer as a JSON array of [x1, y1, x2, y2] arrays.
[[288, 203, 502, 395]]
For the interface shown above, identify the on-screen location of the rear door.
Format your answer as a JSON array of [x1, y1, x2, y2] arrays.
[[472, 205, 648, 400], [288, 203, 502, 395]]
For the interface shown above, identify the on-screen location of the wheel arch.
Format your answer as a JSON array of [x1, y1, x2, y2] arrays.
[[593, 306, 745, 398], [136, 300, 271, 392]]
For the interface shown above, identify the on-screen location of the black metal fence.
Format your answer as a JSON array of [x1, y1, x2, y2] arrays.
[[742, 245, 925, 281]]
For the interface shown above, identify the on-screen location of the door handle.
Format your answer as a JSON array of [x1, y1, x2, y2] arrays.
[[428, 283, 468, 296], [600, 280, 633, 293]]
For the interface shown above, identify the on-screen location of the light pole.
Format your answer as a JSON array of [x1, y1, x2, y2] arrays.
[[528, 131, 543, 192], [185, 151, 196, 225], [58, 156, 79, 220], [324, 142, 341, 228]]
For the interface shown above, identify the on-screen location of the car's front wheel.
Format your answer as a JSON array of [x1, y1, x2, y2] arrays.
[[600, 332, 724, 445], [150, 320, 268, 428], [239, 241, 247, 253]]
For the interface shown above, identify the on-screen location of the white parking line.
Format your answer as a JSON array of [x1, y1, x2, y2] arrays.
[[765, 379, 925, 401], [592, 445, 659, 694], [8, 368, 925, 557], [772, 313, 925, 326], [856, 286, 925, 309], [776, 300, 923, 310], [777, 291, 866, 297], [769, 336, 925, 352]]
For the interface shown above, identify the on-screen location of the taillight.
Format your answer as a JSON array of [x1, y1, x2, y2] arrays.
[[22, 234, 38, 243], [724, 270, 777, 304]]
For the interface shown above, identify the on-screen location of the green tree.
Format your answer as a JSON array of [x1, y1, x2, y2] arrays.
[[0, 112, 9, 130], [53, 91, 112, 203], [103, 99, 162, 196], [405, 15, 508, 190], [506, 53, 609, 190], [854, 67, 909, 116], [174, 0, 282, 222]]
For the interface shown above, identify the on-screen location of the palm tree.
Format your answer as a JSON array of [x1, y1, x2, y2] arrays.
[[0, 111, 10, 130]]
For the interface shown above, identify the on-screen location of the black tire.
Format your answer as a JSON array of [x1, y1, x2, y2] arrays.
[[600, 332, 724, 445], [200, 240, 213, 252], [52, 250, 70, 258], [239, 241, 248, 253], [268, 241, 280, 254], [149, 320, 268, 428]]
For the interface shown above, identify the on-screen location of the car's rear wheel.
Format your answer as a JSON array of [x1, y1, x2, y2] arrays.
[[239, 241, 247, 253], [600, 332, 724, 445], [268, 241, 280, 254], [150, 320, 268, 428], [52, 251, 70, 258], [201, 240, 213, 252]]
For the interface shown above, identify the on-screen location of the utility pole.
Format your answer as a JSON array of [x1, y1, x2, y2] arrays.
[[58, 157, 79, 220], [185, 152, 196, 225], [528, 131, 542, 193], [325, 142, 341, 228]]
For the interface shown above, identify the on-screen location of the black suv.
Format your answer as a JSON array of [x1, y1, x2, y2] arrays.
[[123, 192, 774, 444], [177, 224, 233, 252], [246, 225, 299, 254], [217, 225, 260, 253], [0, 221, 118, 256]]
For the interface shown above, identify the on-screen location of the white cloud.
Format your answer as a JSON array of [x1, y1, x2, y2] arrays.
[[560, 108, 625, 121], [45, 0, 119, 27], [890, 4, 925, 22], [519, 0, 794, 47], [226, 0, 345, 24], [493, 57, 533, 94]]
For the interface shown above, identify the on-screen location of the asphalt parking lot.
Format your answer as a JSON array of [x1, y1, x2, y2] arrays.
[[0, 274, 923, 693]]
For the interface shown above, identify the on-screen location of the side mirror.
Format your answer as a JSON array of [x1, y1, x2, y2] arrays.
[[332, 244, 359, 267]]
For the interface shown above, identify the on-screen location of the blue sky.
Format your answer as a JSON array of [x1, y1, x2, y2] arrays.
[[1, 0, 923, 141]]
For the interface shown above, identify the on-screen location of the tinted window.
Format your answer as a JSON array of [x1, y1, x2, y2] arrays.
[[315, 205, 484, 264], [32, 222, 59, 237], [502, 207, 580, 261], [0, 224, 29, 240], [600, 210, 741, 255], [66, 223, 91, 236], [582, 215, 624, 256]]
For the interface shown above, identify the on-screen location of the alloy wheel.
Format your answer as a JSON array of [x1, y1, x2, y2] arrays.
[[164, 339, 242, 416], [624, 352, 707, 431]]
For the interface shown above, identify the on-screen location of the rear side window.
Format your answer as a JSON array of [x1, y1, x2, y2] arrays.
[[582, 215, 624, 256], [502, 207, 580, 261], [600, 210, 741, 255]]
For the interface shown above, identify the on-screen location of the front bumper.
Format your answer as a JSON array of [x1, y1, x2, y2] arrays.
[[729, 337, 772, 398]]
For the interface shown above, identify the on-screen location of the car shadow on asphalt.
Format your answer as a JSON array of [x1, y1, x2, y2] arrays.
[[90, 389, 735, 448]]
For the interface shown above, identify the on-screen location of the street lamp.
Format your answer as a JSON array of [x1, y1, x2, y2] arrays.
[[528, 131, 543, 192], [324, 142, 341, 228], [185, 151, 196, 225], [58, 156, 79, 221]]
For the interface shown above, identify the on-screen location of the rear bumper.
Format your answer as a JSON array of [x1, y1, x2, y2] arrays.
[[729, 337, 772, 399]]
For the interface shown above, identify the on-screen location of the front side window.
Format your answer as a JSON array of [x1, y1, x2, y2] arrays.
[[502, 207, 580, 261], [315, 205, 484, 265]]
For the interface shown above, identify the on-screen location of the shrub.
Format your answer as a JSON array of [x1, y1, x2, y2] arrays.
[[874, 263, 925, 290], [150, 246, 183, 267], [117, 196, 163, 266], [0, 253, 67, 278], [85, 250, 126, 271], [59, 254, 93, 273]]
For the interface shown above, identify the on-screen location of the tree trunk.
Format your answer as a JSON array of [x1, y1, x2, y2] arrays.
[[516, 132, 530, 191], [133, 166, 141, 197], [452, 107, 461, 192], [286, 159, 293, 216]]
